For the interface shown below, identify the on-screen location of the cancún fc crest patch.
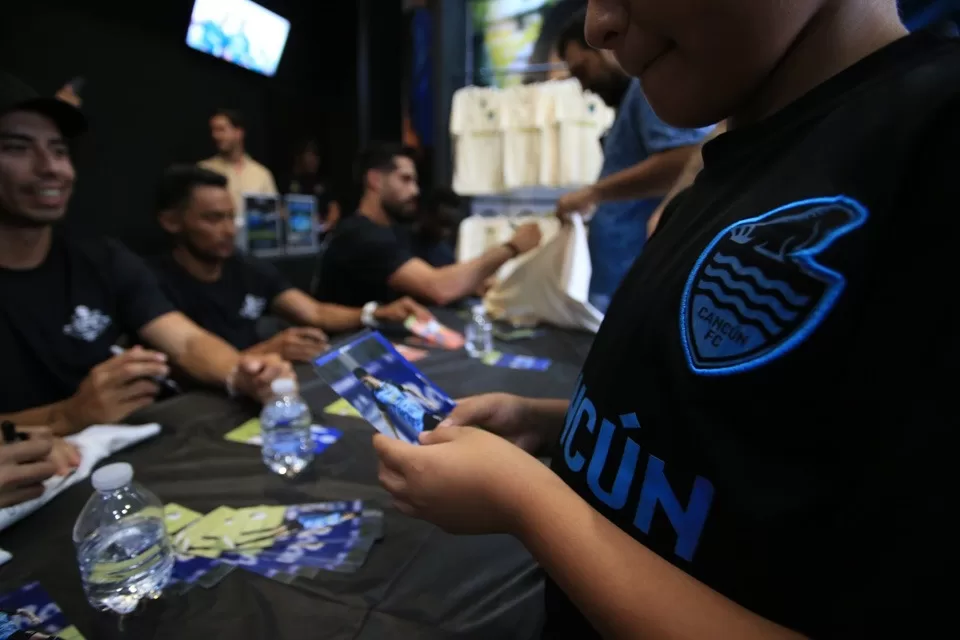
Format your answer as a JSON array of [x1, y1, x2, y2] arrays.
[[680, 196, 868, 375]]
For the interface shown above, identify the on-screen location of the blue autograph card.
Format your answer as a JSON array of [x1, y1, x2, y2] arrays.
[[313, 332, 456, 444]]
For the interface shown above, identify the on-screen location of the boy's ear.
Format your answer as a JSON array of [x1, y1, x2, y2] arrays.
[[157, 209, 182, 235]]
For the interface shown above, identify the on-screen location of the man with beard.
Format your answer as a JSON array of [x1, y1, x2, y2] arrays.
[[555, 11, 713, 312], [0, 72, 293, 435], [150, 165, 433, 363], [315, 143, 542, 307]]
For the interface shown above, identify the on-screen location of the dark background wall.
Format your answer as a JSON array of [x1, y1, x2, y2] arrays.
[[0, 0, 403, 254]]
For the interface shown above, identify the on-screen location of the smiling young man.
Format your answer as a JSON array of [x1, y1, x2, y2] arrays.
[[372, 1, 958, 638], [151, 165, 432, 363], [0, 72, 293, 436]]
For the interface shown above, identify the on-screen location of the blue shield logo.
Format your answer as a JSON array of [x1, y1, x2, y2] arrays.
[[680, 196, 868, 375]]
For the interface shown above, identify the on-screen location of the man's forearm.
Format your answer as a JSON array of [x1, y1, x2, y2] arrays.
[[593, 146, 699, 203], [512, 473, 805, 640], [0, 402, 74, 437], [429, 245, 515, 305], [304, 303, 364, 333], [176, 332, 241, 388]]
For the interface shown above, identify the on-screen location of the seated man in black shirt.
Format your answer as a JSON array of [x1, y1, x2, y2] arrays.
[[315, 143, 542, 307], [152, 165, 431, 363], [0, 72, 292, 437], [371, 1, 958, 638]]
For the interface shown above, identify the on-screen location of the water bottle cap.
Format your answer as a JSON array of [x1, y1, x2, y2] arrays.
[[271, 378, 296, 395], [471, 304, 486, 315], [92, 463, 133, 491]]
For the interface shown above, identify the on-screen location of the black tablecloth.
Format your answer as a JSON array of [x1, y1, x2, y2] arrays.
[[0, 311, 593, 639]]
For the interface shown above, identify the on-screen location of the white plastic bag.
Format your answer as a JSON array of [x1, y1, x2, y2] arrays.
[[484, 215, 604, 333]]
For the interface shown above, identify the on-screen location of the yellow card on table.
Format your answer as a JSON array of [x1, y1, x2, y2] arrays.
[[224, 418, 263, 445], [223, 505, 287, 546], [173, 506, 236, 557], [163, 503, 203, 535], [324, 397, 361, 418], [59, 626, 86, 640]]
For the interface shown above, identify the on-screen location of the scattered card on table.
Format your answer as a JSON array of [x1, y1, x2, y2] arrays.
[[0, 582, 85, 639], [481, 351, 551, 372], [403, 316, 465, 350], [173, 506, 236, 557], [323, 398, 361, 418], [493, 327, 545, 342], [224, 420, 342, 455], [392, 344, 429, 362], [164, 503, 203, 535]]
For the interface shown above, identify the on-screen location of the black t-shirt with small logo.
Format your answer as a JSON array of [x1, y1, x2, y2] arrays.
[[149, 253, 293, 352], [0, 234, 175, 413], [543, 31, 958, 638], [315, 214, 413, 307]]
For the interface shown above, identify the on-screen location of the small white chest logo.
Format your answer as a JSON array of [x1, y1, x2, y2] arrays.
[[239, 295, 267, 320], [63, 305, 112, 343]]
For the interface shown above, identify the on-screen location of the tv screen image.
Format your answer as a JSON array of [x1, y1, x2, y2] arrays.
[[186, 0, 291, 77]]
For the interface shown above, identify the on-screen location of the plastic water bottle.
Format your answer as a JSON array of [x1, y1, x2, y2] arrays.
[[260, 378, 314, 477], [73, 463, 174, 614], [464, 304, 494, 358]]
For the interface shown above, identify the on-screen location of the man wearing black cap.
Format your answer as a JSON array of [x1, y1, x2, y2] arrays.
[[0, 71, 294, 437]]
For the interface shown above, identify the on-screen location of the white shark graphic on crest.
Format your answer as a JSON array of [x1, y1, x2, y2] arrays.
[[680, 196, 868, 375]]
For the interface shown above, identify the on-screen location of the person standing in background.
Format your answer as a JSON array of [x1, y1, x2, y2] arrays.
[[554, 12, 713, 312], [288, 139, 341, 234], [198, 108, 278, 223]]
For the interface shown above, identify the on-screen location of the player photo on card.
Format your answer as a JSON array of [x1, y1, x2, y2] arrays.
[[312, 332, 456, 444]]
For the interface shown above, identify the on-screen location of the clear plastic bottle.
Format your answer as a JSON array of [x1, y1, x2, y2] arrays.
[[73, 463, 173, 614], [464, 303, 494, 358], [260, 378, 314, 477]]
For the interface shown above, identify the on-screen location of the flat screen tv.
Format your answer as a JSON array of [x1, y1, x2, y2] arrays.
[[186, 0, 291, 77]]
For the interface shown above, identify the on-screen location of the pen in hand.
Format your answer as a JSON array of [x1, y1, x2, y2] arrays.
[[109, 345, 181, 394]]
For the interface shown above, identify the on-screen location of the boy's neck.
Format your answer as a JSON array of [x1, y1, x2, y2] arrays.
[[730, 1, 907, 129]]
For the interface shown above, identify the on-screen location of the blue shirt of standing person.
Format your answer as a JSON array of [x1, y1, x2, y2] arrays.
[[590, 80, 712, 310], [556, 13, 713, 312]]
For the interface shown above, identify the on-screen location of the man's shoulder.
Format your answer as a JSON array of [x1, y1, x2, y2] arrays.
[[198, 156, 224, 172]]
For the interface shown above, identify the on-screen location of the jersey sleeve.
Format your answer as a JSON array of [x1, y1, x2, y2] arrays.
[[108, 240, 177, 333], [826, 102, 958, 637]]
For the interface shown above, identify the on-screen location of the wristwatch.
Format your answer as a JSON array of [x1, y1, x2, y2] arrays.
[[361, 302, 380, 328]]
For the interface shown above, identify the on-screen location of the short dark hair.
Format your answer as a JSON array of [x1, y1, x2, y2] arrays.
[[556, 10, 588, 59], [212, 108, 245, 129], [157, 165, 228, 213], [353, 142, 417, 185]]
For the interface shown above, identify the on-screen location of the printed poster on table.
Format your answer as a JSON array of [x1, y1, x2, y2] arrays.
[[312, 332, 456, 444]]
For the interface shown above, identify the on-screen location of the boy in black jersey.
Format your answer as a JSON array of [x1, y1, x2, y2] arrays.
[[372, 1, 958, 638]]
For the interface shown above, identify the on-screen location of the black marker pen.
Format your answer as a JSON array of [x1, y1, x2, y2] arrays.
[[110, 346, 181, 394], [1, 421, 27, 444]]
